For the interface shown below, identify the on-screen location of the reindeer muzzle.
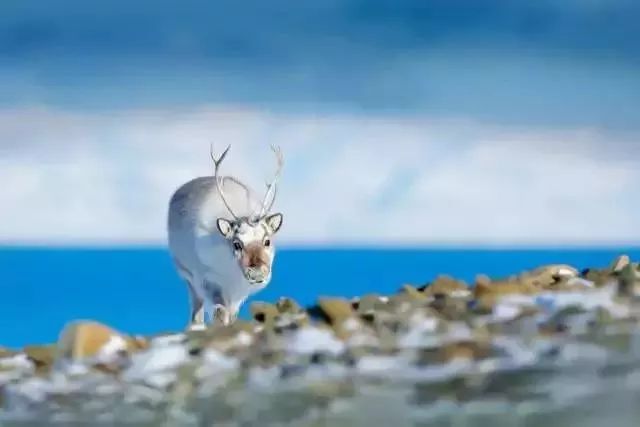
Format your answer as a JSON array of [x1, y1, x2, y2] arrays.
[[242, 245, 271, 284]]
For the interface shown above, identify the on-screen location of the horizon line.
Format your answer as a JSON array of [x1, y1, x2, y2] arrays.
[[1, 242, 639, 252]]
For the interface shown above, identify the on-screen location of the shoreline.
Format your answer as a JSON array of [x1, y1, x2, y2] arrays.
[[1, 254, 639, 424]]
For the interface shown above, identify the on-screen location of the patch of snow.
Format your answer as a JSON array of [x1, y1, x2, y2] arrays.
[[150, 334, 187, 347], [123, 344, 188, 383], [556, 342, 610, 364], [534, 286, 629, 319], [398, 313, 440, 348], [557, 267, 578, 277], [54, 361, 90, 376], [568, 277, 595, 288], [286, 326, 345, 356], [4, 377, 50, 404], [491, 336, 537, 365], [342, 318, 361, 332], [491, 302, 524, 323], [449, 289, 472, 298], [124, 385, 166, 405], [144, 371, 177, 389], [201, 349, 238, 370], [443, 322, 474, 343], [247, 365, 281, 389], [97, 335, 127, 359], [346, 331, 380, 348], [0, 354, 34, 372], [492, 285, 628, 321], [357, 355, 401, 375], [235, 331, 253, 347]]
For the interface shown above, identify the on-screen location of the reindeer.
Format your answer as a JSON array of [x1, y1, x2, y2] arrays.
[[167, 144, 284, 329]]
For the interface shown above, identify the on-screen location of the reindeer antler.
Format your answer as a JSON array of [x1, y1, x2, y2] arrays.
[[257, 144, 284, 218], [210, 143, 240, 220]]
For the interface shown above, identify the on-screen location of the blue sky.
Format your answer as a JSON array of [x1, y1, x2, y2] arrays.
[[0, 0, 639, 245]]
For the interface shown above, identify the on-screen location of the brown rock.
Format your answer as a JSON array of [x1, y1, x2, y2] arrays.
[[423, 275, 469, 297], [316, 298, 369, 341], [275, 297, 303, 314], [429, 294, 469, 321], [273, 297, 310, 329], [187, 321, 255, 355], [317, 298, 355, 325], [126, 335, 150, 352], [356, 294, 388, 313], [438, 341, 489, 363], [24, 345, 56, 374], [473, 275, 539, 298], [415, 340, 491, 365], [250, 302, 279, 324], [521, 264, 579, 288], [401, 284, 428, 300], [55, 320, 130, 361]]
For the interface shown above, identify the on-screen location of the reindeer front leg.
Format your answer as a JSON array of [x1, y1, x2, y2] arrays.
[[215, 300, 242, 326], [187, 280, 206, 330], [214, 305, 231, 325], [201, 281, 235, 326]]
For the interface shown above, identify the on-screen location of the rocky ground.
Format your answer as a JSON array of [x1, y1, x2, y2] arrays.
[[1, 255, 640, 426]]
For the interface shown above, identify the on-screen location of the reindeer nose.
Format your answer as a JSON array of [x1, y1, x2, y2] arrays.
[[243, 245, 269, 270], [248, 254, 264, 269]]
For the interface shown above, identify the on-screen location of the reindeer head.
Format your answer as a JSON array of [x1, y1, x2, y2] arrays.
[[210, 144, 284, 285]]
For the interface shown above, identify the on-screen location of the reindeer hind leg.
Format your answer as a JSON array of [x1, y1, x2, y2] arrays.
[[176, 261, 206, 331], [187, 281, 206, 329]]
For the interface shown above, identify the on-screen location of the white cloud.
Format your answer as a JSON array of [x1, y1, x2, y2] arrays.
[[0, 106, 638, 246]]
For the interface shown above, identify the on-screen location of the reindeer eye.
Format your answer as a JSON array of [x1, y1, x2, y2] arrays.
[[233, 241, 243, 251], [264, 238, 271, 247]]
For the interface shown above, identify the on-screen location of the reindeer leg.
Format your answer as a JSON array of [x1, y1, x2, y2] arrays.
[[174, 260, 206, 331], [214, 305, 232, 326], [187, 280, 206, 331], [203, 282, 234, 326]]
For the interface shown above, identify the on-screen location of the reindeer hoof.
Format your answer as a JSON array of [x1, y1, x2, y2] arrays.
[[214, 305, 235, 326], [187, 323, 207, 332]]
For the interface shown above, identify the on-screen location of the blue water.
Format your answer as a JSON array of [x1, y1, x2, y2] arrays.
[[0, 247, 639, 349]]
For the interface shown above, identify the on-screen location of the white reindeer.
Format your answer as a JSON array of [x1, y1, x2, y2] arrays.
[[167, 144, 284, 329]]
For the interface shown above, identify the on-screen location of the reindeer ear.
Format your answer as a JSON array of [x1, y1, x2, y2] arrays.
[[216, 218, 234, 238], [266, 213, 283, 234]]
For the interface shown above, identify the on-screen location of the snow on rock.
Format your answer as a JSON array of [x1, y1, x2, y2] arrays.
[[490, 284, 628, 324], [491, 301, 525, 323], [149, 333, 187, 347], [123, 343, 188, 387], [196, 348, 239, 381], [94, 334, 128, 364], [0, 354, 34, 372], [534, 286, 628, 318], [3, 376, 50, 408], [357, 355, 403, 375], [397, 312, 440, 349], [285, 326, 345, 356]]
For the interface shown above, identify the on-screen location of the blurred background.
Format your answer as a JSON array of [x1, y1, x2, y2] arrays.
[[1, 0, 639, 346]]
